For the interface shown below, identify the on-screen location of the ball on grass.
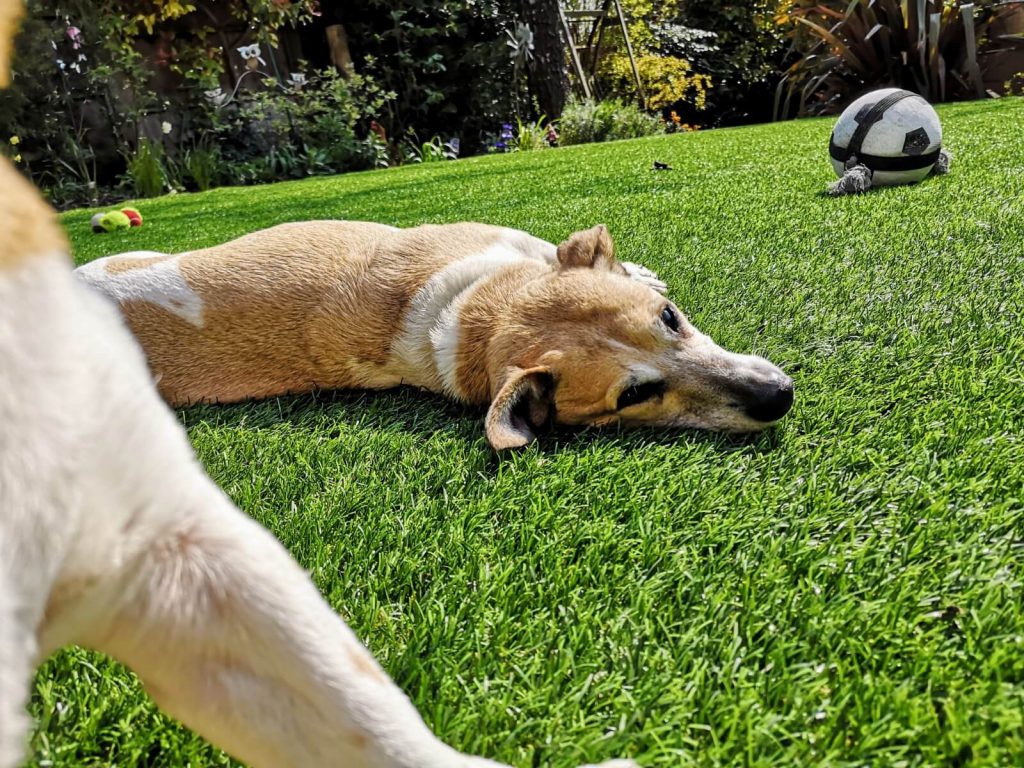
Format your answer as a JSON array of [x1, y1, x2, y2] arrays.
[[91, 208, 142, 233], [828, 88, 949, 196], [121, 207, 143, 227], [94, 210, 132, 232]]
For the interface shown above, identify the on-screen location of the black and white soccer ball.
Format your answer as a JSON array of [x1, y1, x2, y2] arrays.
[[828, 88, 948, 195]]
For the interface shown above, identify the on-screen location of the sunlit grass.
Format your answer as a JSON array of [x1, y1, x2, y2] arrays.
[[31, 97, 1024, 767]]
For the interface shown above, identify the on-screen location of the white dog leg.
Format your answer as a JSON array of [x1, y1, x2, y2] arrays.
[[89, 479, 504, 768], [0, 577, 34, 768], [90, 482, 637, 768]]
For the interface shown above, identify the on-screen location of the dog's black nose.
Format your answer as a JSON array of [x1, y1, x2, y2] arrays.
[[744, 378, 794, 423]]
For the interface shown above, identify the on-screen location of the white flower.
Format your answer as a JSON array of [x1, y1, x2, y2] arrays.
[[161, 121, 172, 135], [56, 58, 65, 71], [505, 22, 534, 64], [289, 72, 307, 87], [236, 44, 266, 66]]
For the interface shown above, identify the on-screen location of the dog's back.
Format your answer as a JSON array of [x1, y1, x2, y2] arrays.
[[0, 142, 223, 764], [0, 148, 78, 767], [76, 220, 557, 404]]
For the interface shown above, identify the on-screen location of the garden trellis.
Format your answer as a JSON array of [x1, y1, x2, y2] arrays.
[[558, 0, 646, 106]]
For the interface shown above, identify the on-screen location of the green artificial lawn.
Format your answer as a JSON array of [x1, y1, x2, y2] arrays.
[[30, 97, 1023, 767]]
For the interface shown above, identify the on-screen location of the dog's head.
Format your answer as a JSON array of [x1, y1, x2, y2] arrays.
[[484, 225, 794, 449]]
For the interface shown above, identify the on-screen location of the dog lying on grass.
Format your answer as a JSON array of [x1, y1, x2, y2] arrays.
[[0, 2, 635, 766], [77, 221, 794, 449]]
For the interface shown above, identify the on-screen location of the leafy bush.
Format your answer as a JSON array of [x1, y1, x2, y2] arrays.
[[604, 53, 711, 111], [775, 0, 1024, 117], [342, 0, 518, 156], [558, 98, 664, 146], [669, 0, 789, 125], [208, 69, 393, 183], [402, 135, 460, 163], [126, 139, 166, 198], [183, 146, 222, 192], [513, 116, 551, 151], [594, 1, 713, 112]]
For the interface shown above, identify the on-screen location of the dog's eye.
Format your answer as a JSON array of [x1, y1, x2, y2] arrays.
[[660, 305, 680, 333], [617, 380, 665, 410]]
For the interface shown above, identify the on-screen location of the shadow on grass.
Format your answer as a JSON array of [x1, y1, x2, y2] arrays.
[[177, 385, 786, 459]]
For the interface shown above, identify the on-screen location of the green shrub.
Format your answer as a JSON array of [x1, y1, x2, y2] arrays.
[[209, 69, 392, 183], [593, 1, 712, 114], [558, 99, 663, 146], [126, 139, 166, 198], [403, 135, 459, 163], [670, 0, 788, 125], [606, 105, 663, 141], [183, 146, 222, 192], [344, 0, 517, 156], [775, 0, 1024, 117], [513, 116, 550, 151]]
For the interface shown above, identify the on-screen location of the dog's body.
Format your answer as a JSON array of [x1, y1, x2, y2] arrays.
[[76, 221, 572, 405], [77, 221, 793, 449], [0, 4, 636, 766]]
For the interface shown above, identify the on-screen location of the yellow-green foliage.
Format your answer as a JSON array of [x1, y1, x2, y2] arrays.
[[597, 0, 712, 110], [605, 53, 711, 110]]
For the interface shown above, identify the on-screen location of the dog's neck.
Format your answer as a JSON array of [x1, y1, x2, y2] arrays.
[[388, 245, 554, 404], [444, 260, 552, 405]]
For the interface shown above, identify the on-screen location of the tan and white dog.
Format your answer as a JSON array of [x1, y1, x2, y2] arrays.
[[76, 221, 793, 449], [0, 3, 635, 767]]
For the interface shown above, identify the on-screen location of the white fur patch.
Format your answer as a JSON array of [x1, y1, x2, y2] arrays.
[[499, 228, 558, 265], [392, 234, 553, 397], [75, 252, 205, 327], [620, 261, 668, 294]]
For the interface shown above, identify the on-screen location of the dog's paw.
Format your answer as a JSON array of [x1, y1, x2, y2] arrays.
[[620, 261, 668, 295]]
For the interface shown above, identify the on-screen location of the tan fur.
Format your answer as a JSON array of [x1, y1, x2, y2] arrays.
[[303, 223, 507, 389], [480, 268, 673, 422], [554, 224, 623, 275], [451, 261, 550, 403], [104, 253, 173, 274], [0, 159, 67, 270], [105, 222, 511, 404], [81, 224, 790, 450], [0, 0, 19, 87], [78, 219, 793, 447], [2, 5, 639, 766]]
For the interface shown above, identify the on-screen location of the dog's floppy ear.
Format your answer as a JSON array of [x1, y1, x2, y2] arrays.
[[556, 224, 621, 272], [485, 366, 555, 450]]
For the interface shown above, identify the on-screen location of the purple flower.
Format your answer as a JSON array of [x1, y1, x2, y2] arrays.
[[495, 140, 507, 151]]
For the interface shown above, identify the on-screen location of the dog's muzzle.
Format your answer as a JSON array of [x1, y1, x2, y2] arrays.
[[742, 376, 795, 423]]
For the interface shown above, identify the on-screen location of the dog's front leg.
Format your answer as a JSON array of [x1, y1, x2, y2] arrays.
[[0, 576, 34, 768], [619, 262, 668, 295], [92, 479, 510, 768]]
